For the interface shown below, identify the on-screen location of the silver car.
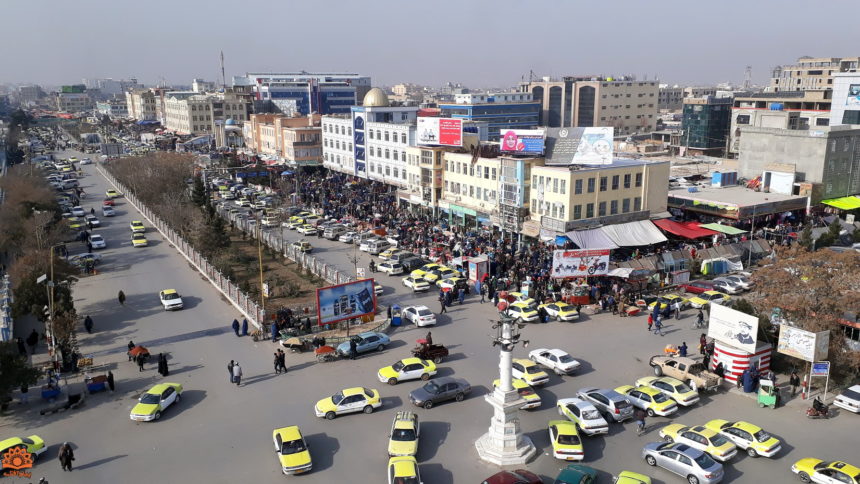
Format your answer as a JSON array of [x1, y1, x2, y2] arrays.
[[642, 442, 724, 484], [576, 387, 634, 423]]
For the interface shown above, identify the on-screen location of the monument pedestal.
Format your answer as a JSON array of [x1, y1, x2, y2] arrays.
[[474, 387, 536, 465]]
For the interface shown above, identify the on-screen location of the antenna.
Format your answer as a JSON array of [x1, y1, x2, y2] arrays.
[[743, 65, 752, 89], [220, 50, 226, 90]]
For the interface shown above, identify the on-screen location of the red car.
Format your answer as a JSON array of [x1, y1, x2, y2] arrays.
[[482, 469, 542, 484], [678, 280, 715, 294], [103, 198, 115, 206]]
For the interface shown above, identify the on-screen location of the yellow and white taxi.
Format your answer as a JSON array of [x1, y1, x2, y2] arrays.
[[703, 419, 782, 458], [493, 378, 541, 409], [314, 387, 381, 420], [378, 358, 437, 385], [387, 411, 420, 457], [272, 426, 312, 475], [659, 424, 737, 462], [548, 420, 584, 461], [511, 358, 549, 386]]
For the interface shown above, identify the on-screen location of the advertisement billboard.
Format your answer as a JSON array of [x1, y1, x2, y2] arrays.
[[707, 304, 760, 354], [551, 249, 611, 278], [545, 127, 614, 165], [417, 117, 463, 147], [847, 84, 860, 106], [316, 279, 377, 326], [499, 129, 545, 154], [776, 326, 830, 362]]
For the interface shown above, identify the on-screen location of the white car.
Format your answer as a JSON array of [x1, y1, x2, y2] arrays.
[[84, 214, 100, 227], [79, 158, 92, 165], [402, 306, 436, 327], [711, 278, 743, 295], [102, 206, 115, 217], [159, 289, 184, 310], [556, 398, 609, 436], [402, 276, 430, 292], [723, 274, 753, 290], [339, 231, 358, 243], [833, 384, 860, 413], [71, 206, 86, 217], [378, 262, 405, 275], [296, 225, 317, 235], [528, 348, 581, 375], [88, 234, 106, 249]]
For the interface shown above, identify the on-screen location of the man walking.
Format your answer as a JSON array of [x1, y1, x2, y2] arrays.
[[479, 284, 486, 303], [137, 353, 146, 372], [439, 295, 447, 314], [790, 370, 800, 397], [278, 349, 287, 374], [274, 351, 282, 375], [27, 329, 39, 354], [653, 318, 663, 336], [231, 318, 241, 336], [58, 442, 74, 471], [83, 315, 93, 334], [117, 290, 126, 306], [228, 360, 235, 383], [232, 362, 243, 386], [349, 338, 358, 360]]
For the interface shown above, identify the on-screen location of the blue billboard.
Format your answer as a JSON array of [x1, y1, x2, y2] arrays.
[[316, 279, 376, 326]]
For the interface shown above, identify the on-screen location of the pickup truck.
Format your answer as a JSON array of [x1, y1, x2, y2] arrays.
[[649, 355, 721, 392]]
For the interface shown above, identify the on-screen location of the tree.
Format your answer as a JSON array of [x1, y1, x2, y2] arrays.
[[0, 342, 42, 409], [751, 247, 860, 381], [191, 176, 207, 207], [196, 207, 231, 258], [797, 225, 813, 251], [815, 218, 844, 249]]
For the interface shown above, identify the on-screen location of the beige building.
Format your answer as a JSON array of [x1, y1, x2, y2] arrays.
[[126, 88, 158, 121], [530, 159, 669, 232], [163, 91, 250, 135], [769, 56, 860, 93], [243, 114, 322, 166], [56, 92, 92, 113], [728, 91, 831, 156]]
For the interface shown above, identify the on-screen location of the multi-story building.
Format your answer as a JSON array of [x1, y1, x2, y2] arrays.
[[321, 115, 354, 175], [520, 76, 659, 135], [737, 125, 860, 200], [83, 78, 141, 98], [192, 79, 216, 93], [679, 96, 732, 156], [829, 72, 860, 126], [95, 96, 128, 119], [56, 85, 93, 113], [163, 91, 250, 135], [768, 56, 860, 93], [349, 88, 419, 181], [530, 159, 670, 234], [659, 85, 684, 111], [125, 88, 159, 121], [233, 72, 371, 115], [17, 85, 45, 105], [440, 92, 539, 141], [244, 114, 323, 166], [728, 91, 831, 156]]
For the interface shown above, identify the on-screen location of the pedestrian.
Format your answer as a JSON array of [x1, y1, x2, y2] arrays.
[[274, 351, 282, 374], [27, 329, 39, 354], [714, 362, 725, 378], [228, 360, 235, 383], [445, 291, 453, 307], [790, 370, 800, 397], [439, 296, 447, 314], [425, 331, 433, 346], [387, 305, 392, 322], [278, 349, 287, 374], [673, 301, 681, 320], [20, 383, 29, 404], [647, 314, 653, 332], [479, 284, 486, 303], [696, 310, 704, 329], [241, 318, 248, 336], [137, 353, 146, 372], [654, 319, 663, 336], [127, 340, 135, 361], [159, 354, 169, 376], [83, 315, 93, 334], [107, 371, 115, 392], [90, 207, 95, 215], [349, 338, 358, 360], [16, 337, 27, 356], [679, 342, 688, 357], [699, 333, 707, 355], [232, 362, 242, 386], [634, 408, 647, 435], [458, 287, 465, 305], [117, 290, 126, 306], [58, 442, 74, 471], [231, 318, 240, 336]]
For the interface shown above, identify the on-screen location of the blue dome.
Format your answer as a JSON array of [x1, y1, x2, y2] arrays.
[[225, 118, 237, 125]]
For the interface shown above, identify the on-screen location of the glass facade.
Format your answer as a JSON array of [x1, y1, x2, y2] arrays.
[[682, 101, 731, 149]]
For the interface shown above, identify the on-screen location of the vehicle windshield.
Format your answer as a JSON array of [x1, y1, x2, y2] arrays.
[[140, 393, 161, 404], [694, 452, 716, 469], [418, 310, 432, 317], [518, 387, 535, 396], [392, 361, 405, 372], [526, 366, 543, 374], [581, 408, 600, 420], [392, 477, 419, 484], [163, 293, 179, 300], [331, 391, 345, 405], [675, 383, 693, 393], [652, 392, 670, 403], [391, 429, 416, 441], [754, 430, 772, 442], [708, 434, 729, 446], [423, 382, 441, 394], [281, 439, 306, 455], [558, 355, 574, 363], [557, 434, 581, 445]]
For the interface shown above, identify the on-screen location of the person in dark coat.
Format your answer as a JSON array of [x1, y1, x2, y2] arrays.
[[678, 342, 688, 357], [26, 329, 39, 354], [349, 338, 358, 360], [117, 290, 126, 305], [107, 371, 115, 392], [16, 337, 27, 356], [127, 340, 135, 361], [425, 331, 433, 346], [137, 353, 146, 372], [58, 442, 74, 471], [277, 349, 287, 374], [241, 318, 248, 336], [158, 354, 169, 376], [387, 306, 392, 321], [83, 315, 93, 334], [228, 360, 235, 383], [439, 295, 447, 314], [231, 319, 240, 336]]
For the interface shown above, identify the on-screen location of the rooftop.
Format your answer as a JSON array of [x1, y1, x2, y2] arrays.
[[668, 184, 806, 208]]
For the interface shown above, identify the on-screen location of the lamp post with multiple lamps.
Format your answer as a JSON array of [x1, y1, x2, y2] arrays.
[[475, 306, 537, 465]]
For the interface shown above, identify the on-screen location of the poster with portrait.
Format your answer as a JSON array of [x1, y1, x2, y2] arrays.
[[707, 304, 759, 354], [847, 84, 860, 106]]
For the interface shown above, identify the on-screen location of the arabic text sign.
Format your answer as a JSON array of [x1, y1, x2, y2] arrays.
[[776, 325, 829, 362], [551, 249, 610, 278]]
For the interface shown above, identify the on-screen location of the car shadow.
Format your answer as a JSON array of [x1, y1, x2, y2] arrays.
[[433, 367, 456, 378], [418, 421, 450, 461], [574, 359, 595, 376], [159, 389, 206, 421], [180, 296, 202, 309], [419, 463, 454, 484], [304, 433, 339, 472], [470, 385, 490, 398], [444, 352, 467, 362], [381, 396, 403, 410], [537, 387, 559, 408]]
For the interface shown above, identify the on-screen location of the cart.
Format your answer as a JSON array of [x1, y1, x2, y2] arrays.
[[282, 337, 311, 353], [758, 379, 779, 408], [315, 345, 339, 362], [411, 342, 449, 364]]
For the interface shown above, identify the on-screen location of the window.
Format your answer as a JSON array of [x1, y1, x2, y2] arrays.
[[469, 185, 474, 197], [401, 133, 406, 144], [369, 130, 374, 140], [736, 114, 750, 125], [574, 205, 582, 220], [634, 197, 641, 211], [402, 152, 406, 162], [816, 117, 830, 126], [610, 200, 618, 215], [469, 165, 475, 177], [533, 175, 538, 186], [560, 180, 566, 194], [599, 177, 608, 192], [598, 201, 606, 216], [551, 205, 557, 218], [384, 131, 390, 142], [484, 166, 490, 179], [587, 178, 595, 193], [611, 175, 619, 190], [575, 179, 583, 194], [622, 198, 630, 213], [623, 174, 631, 188], [492, 168, 497, 180], [559, 205, 565, 219], [553, 178, 559, 193], [635, 173, 643, 187], [586, 203, 594, 218]]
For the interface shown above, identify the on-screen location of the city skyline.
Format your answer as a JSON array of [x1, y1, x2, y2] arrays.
[[2, 0, 859, 89]]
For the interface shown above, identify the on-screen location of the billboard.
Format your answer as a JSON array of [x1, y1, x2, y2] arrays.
[[417, 117, 463, 147], [708, 304, 760, 354], [847, 84, 860, 106], [777, 326, 830, 362], [499, 129, 545, 154], [545, 127, 614, 165], [551, 249, 611, 278], [316, 279, 377, 326]]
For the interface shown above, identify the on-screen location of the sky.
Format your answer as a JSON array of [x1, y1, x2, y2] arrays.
[[2, 0, 859, 89]]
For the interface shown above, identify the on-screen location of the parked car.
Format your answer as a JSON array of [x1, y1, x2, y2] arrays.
[[378, 261, 405, 275], [614, 385, 678, 417], [512, 358, 549, 386], [833, 384, 860, 414], [649, 356, 722, 392], [556, 398, 609, 436], [84, 214, 100, 227], [528, 348, 581, 375], [402, 305, 436, 327], [710, 278, 742, 295], [408, 376, 471, 409], [335, 332, 390, 356], [481, 469, 542, 484], [576, 387, 634, 423], [641, 442, 724, 484], [636, 376, 700, 407], [722, 274, 753, 290], [88, 234, 106, 249], [493, 378, 541, 410], [688, 291, 731, 309], [678, 280, 716, 295]]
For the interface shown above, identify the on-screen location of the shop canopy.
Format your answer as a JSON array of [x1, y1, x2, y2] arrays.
[[654, 219, 719, 239], [821, 196, 860, 210], [565, 228, 620, 249], [566, 220, 667, 249], [698, 223, 748, 235]]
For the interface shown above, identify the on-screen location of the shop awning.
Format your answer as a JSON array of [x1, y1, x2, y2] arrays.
[[821, 196, 860, 210], [600, 220, 668, 246], [654, 219, 719, 239], [565, 228, 620, 249], [699, 223, 747, 235]]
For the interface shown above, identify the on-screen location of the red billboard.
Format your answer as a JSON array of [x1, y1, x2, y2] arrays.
[[417, 117, 463, 147]]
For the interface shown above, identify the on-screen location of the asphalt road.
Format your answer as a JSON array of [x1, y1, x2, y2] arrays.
[[2, 149, 856, 484]]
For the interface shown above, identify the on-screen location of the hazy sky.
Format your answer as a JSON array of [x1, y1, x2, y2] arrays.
[[3, 0, 858, 89]]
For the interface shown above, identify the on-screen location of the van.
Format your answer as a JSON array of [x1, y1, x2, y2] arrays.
[[324, 225, 347, 240], [388, 252, 415, 264], [355, 232, 378, 245], [400, 257, 427, 272], [366, 239, 391, 255]]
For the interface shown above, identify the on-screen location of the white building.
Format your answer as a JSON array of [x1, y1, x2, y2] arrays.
[[364, 121, 414, 187], [163, 91, 250, 135], [322, 116, 354, 174], [96, 97, 128, 119]]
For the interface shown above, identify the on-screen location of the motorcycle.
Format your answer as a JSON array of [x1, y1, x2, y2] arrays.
[[806, 397, 831, 419]]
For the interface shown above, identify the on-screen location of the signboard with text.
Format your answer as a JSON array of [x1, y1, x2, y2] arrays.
[[551, 249, 611, 278], [499, 129, 545, 154], [316, 279, 377, 326], [545, 127, 614, 165], [417, 117, 463, 147], [708, 304, 760, 354], [777, 326, 829, 362]]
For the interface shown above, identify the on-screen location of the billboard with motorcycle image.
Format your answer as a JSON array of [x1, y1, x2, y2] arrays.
[[551, 249, 611, 278]]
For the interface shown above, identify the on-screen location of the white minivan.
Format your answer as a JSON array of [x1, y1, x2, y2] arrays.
[[366, 239, 391, 255]]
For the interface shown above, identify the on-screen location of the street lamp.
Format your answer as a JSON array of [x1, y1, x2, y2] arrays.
[[475, 310, 537, 465]]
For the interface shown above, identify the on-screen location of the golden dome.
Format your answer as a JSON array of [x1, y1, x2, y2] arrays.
[[362, 88, 390, 107]]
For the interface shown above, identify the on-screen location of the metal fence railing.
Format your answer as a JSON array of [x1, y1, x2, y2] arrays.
[[97, 164, 265, 329]]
